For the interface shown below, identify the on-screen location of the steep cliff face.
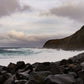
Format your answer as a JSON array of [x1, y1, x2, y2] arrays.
[[43, 26, 84, 50]]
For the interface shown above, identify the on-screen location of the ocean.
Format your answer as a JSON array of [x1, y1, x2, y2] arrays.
[[0, 47, 84, 66]]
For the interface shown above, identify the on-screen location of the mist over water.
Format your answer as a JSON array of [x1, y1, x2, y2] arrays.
[[0, 47, 84, 66]]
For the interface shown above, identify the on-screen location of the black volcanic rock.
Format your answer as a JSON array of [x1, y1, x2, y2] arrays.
[[43, 26, 84, 50]]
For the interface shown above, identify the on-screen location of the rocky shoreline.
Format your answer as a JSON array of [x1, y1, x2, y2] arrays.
[[0, 53, 84, 84]]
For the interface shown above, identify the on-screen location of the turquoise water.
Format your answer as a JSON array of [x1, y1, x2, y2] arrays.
[[0, 47, 84, 65], [0, 48, 41, 58]]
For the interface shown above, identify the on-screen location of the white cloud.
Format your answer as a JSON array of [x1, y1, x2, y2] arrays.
[[0, 13, 82, 36]]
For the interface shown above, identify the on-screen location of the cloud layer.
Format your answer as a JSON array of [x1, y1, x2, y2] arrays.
[[49, 1, 84, 23], [0, 30, 66, 47], [0, 0, 83, 47], [0, 0, 30, 17]]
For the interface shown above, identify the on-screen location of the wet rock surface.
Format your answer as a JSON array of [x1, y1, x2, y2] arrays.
[[0, 53, 84, 84]]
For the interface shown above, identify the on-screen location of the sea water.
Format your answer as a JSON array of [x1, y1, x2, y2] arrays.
[[0, 47, 84, 66]]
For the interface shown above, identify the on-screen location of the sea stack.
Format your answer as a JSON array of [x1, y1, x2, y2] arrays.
[[43, 26, 84, 50]]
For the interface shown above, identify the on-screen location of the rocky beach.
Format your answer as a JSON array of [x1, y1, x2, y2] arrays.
[[0, 52, 84, 84], [0, 25, 84, 84], [0, 0, 84, 84], [1, 26, 84, 84]]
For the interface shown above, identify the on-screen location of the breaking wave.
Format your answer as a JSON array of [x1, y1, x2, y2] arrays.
[[0, 47, 84, 65]]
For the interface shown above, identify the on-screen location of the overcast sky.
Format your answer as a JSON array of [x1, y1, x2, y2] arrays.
[[0, 0, 84, 47]]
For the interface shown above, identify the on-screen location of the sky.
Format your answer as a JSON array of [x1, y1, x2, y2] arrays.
[[0, 0, 84, 47]]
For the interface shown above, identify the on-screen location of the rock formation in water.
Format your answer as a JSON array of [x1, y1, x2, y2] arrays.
[[43, 26, 84, 50]]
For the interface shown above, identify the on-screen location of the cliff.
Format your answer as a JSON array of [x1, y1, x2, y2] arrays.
[[43, 26, 84, 50]]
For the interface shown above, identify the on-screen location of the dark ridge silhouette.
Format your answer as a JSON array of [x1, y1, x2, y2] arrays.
[[43, 26, 84, 50]]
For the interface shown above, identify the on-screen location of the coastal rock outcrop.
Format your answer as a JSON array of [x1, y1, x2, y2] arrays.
[[43, 26, 84, 50]]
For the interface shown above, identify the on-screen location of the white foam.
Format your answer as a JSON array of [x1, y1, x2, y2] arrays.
[[0, 48, 84, 66]]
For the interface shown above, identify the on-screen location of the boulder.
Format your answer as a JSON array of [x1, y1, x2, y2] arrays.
[[28, 71, 52, 84], [15, 80, 27, 84], [0, 66, 6, 71], [49, 63, 61, 74], [75, 78, 83, 84], [60, 59, 67, 65], [78, 70, 84, 80], [17, 64, 33, 74], [35, 63, 61, 75], [0, 73, 12, 84], [44, 74, 76, 84], [0, 75, 6, 84], [69, 64, 82, 72], [67, 59, 73, 64], [80, 62, 84, 70], [16, 61, 26, 71], [4, 76, 14, 84], [24, 64, 33, 74], [26, 79, 39, 84], [7, 63, 16, 74], [16, 70, 29, 80], [35, 63, 50, 71], [70, 53, 84, 64]]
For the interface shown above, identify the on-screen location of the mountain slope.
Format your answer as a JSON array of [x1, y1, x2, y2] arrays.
[[43, 26, 84, 50]]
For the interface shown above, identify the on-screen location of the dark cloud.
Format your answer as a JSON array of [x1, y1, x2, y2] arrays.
[[21, 5, 31, 11], [0, 0, 30, 17], [49, 1, 84, 23]]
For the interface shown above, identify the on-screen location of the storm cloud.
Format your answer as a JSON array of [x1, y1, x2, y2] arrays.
[[0, 0, 30, 17], [49, 1, 84, 23]]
